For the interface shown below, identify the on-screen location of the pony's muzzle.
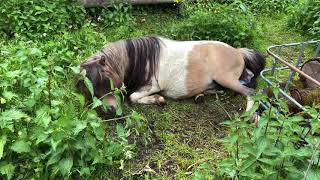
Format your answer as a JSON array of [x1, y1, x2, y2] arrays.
[[102, 94, 117, 118]]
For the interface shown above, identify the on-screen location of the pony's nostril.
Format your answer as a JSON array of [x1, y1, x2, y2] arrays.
[[108, 106, 116, 116]]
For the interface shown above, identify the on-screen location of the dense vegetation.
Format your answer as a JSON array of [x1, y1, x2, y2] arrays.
[[288, 0, 320, 38], [0, 0, 319, 179]]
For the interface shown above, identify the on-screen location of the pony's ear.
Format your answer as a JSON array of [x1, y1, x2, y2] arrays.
[[99, 55, 106, 65]]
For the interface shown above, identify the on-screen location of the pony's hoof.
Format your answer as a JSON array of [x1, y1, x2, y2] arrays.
[[251, 112, 260, 124], [155, 95, 166, 106], [194, 94, 205, 104]]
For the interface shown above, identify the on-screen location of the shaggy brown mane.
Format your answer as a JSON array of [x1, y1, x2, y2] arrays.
[[124, 36, 162, 92]]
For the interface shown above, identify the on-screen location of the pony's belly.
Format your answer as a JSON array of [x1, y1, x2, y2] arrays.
[[161, 80, 189, 99]]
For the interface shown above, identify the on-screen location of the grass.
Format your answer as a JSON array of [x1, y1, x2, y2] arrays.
[[123, 92, 245, 178], [110, 6, 311, 179]]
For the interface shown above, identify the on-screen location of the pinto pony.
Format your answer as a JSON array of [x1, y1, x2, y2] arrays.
[[76, 37, 265, 117]]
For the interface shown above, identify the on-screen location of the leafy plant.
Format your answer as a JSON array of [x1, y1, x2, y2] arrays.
[[217, 88, 320, 179], [288, 0, 320, 38], [0, 0, 86, 38], [242, 0, 298, 14], [0, 31, 149, 179], [170, 1, 256, 47]]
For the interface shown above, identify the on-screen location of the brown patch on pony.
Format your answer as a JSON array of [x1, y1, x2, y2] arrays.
[[185, 43, 244, 97]]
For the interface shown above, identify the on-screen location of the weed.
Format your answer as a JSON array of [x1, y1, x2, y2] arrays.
[[217, 89, 320, 179]]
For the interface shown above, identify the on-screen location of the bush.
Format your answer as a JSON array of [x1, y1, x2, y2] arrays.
[[243, 0, 298, 14], [0, 0, 87, 38], [288, 0, 320, 38], [0, 34, 149, 179], [217, 90, 320, 179], [86, 3, 133, 28], [170, 2, 256, 47]]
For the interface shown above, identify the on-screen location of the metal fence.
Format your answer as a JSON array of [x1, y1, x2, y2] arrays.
[[260, 40, 320, 111]]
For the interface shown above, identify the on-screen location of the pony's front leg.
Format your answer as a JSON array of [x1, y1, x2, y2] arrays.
[[129, 85, 165, 105], [135, 94, 166, 105], [245, 96, 260, 123]]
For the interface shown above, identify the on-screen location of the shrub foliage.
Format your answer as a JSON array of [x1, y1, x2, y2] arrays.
[[243, 0, 297, 14], [288, 0, 320, 38], [170, 2, 256, 47], [0, 0, 86, 38], [0, 29, 149, 179], [217, 91, 320, 179]]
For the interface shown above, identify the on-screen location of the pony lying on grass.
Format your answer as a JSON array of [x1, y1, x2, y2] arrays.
[[76, 36, 265, 118]]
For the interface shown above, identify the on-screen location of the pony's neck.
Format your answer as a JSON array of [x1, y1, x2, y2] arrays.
[[122, 37, 161, 92], [102, 41, 129, 84]]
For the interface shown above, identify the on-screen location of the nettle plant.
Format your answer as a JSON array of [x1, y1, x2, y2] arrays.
[[0, 0, 86, 38], [86, 3, 133, 28], [242, 0, 298, 14], [288, 0, 320, 38], [0, 41, 149, 179], [170, 1, 256, 47], [217, 88, 320, 179]]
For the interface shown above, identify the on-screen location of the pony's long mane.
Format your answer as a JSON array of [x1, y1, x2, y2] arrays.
[[124, 36, 162, 92]]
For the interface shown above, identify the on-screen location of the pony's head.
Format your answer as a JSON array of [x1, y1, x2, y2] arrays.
[[76, 54, 121, 118]]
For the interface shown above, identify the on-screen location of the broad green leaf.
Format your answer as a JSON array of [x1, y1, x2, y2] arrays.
[[47, 151, 61, 166], [35, 107, 51, 128], [240, 157, 256, 173], [285, 166, 304, 179], [0, 109, 28, 122], [116, 124, 126, 139], [132, 111, 144, 121], [53, 66, 64, 73], [69, 66, 80, 74], [0, 162, 15, 179], [306, 168, 320, 180], [223, 134, 238, 145], [92, 97, 102, 109], [258, 158, 276, 166], [297, 147, 313, 157], [73, 121, 87, 135], [256, 137, 269, 158], [2, 91, 16, 101], [50, 139, 61, 151], [10, 140, 31, 153], [289, 116, 304, 122], [0, 135, 7, 159], [92, 152, 103, 164], [84, 134, 96, 148], [72, 92, 85, 108], [80, 167, 91, 176], [29, 48, 42, 55], [31, 129, 49, 145], [84, 77, 94, 97], [59, 158, 73, 176], [90, 122, 105, 141]]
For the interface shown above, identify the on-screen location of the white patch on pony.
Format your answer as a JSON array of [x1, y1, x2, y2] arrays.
[[157, 38, 230, 99]]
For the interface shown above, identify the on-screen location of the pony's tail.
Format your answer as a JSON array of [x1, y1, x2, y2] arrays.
[[238, 48, 266, 88]]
